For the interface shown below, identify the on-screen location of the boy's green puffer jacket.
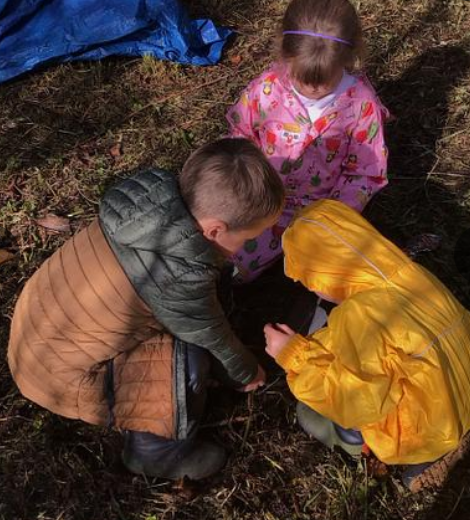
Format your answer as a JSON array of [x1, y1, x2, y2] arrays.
[[99, 168, 258, 385]]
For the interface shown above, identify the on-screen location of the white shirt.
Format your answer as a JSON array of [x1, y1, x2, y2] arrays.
[[293, 72, 357, 122]]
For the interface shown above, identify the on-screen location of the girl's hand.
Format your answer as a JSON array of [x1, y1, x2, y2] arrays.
[[264, 323, 295, 359]]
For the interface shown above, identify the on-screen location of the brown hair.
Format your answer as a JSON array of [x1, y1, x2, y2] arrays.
[[280, 0, 364, 87], [179, 138, 285, 230]]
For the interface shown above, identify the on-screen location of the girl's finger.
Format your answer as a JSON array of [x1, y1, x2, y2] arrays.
[[263, 323, 273, 332], [275, 323, 295, 335]]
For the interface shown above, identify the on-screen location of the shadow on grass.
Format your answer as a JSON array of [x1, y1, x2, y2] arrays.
[[0, 58, 139, 172], [368, 42, 470, 298], [0, 0, 275, 175], [365, 35, 470, 517], [379, 44, 470, 178]]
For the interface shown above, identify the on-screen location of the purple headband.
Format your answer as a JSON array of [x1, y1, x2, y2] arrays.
[[283, 30, 352, 46]]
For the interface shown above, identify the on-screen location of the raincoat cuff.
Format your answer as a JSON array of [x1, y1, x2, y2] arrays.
[[276, 334, 309, 372]]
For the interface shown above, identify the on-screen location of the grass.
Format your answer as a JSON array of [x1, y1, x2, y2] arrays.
[[1, 0, 470, 518]]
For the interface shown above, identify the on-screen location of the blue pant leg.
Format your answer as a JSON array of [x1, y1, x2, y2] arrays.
[[296, 402, 363, 457], [123, 342, 212, 465]]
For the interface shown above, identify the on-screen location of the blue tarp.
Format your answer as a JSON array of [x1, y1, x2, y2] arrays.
[[0, 0, 231, 83]]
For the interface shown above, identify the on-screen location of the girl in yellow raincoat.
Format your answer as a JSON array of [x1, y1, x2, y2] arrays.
[[264, 199, 470, 490]]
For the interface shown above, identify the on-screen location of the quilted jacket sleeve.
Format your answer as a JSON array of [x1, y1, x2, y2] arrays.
[[99, 168, 258, 386], [151, 267, 259, 385]]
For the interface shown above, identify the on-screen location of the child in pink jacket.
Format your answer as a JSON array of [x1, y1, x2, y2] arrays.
[[227, 0, 389, 281]]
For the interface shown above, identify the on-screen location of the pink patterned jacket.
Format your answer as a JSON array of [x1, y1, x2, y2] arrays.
[[227, 64, 389, 213]]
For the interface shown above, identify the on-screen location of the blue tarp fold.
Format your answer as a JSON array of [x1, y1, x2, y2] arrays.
[[0, 0, 231, 83]]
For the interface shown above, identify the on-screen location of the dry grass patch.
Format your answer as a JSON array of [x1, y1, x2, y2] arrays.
[[1, 1, 470, 519]]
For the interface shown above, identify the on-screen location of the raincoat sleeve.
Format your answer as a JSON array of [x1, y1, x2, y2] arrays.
[[330, 99, 388, 212], [276, 316, 401, 430], [276, 292, 462, 464], [226, 79, 262, 146]]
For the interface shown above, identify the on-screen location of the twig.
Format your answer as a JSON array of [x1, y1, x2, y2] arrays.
[[258, 375, 283, 393], [263, 455, 284, 472], [444, 486, 465, 520], [425, 156, 441, 183], [438, 128, 469, 143], [242, 392, 254, 448], [220, 483, 238, 508], [200, 415, 254, 429], [363, 22, 386, 32], [391, 173, 470, 179], [109, 490, 127, 520], [0, 416, 32, 422]]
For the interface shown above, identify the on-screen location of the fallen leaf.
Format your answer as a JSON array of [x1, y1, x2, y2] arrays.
[[77, 150, 93, 166], [0, 249, 15, 265], [230, 55, 242, 66], [4, 175, 25, 200], [366, 457, 389, 478], [362, 449, 389, 479], [109, 142, 122, 159], [172, 477, 202, 500], [36, 214, 71, 233]]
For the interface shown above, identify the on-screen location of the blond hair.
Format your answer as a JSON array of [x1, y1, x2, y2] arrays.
[[179, 138, 285, 230], [281, 0, 364, 86]]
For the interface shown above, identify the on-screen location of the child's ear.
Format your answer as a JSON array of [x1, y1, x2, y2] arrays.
[[199, 218, 228, 242]]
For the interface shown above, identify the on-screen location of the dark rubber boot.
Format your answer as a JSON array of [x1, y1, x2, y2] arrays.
[[122, 431, 227, 480]]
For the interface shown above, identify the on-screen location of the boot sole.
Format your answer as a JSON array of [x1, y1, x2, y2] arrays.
[[122, 444, 227, 480], [406, 431, 470, 493]]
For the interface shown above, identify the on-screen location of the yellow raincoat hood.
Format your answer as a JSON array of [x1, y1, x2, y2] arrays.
[[278, 200, 470, 464], [283, 199, 410, 301]]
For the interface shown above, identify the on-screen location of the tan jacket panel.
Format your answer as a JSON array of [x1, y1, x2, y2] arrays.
[[8, 220, 175, 437]]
